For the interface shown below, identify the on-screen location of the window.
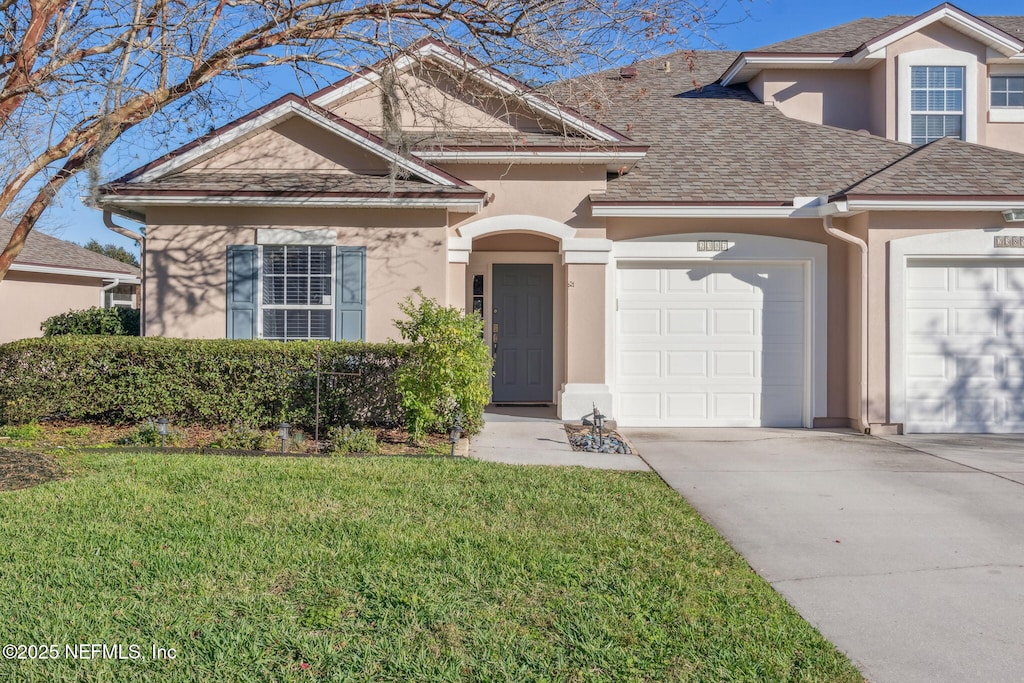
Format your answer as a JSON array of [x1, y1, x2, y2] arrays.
[[226, 243, 364, 341], [991, 76, 1024, 108], [260, 245, 333, 341], [910, 66, 965, 144]]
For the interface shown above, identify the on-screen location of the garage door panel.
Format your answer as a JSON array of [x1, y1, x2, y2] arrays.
[[713, 309, 755, 335], [954, 308, 997, 336], [666, 309, 708, 335], [712, 350, 756, 378], [617, 262, 806, 428], [666, 393, 708, 420], [618, 350, 661, 379], [905, 259, 1024, 432], [619, 308, 660, 335], [713, 393, 756, 420], [666, 351, 707, 377]]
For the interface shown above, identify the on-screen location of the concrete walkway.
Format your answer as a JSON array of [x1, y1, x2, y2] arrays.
[[469, 406, 649, 471], [625, 427, 1024, 683]]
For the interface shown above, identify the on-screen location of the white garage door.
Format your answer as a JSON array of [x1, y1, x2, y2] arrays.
[[905, 260, 1024, 433], [615, 262, 807, 427]]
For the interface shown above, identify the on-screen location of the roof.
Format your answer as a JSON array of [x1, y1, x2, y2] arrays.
[[101, 172, 484, 198], [553, 51, 912, 204], [401, 130, 646, 152], [754, 14, 1024, 54], [0, 219, 139, 276], [837, 137, 1024, 198]]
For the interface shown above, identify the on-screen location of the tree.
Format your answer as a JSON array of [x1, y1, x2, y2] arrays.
[[82, 238, 139, 266], [0, 0, 733, 282]]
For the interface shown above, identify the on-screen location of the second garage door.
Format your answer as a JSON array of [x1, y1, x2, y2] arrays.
[[615, 262, 807, 427], [905, 260, 1024, 433]]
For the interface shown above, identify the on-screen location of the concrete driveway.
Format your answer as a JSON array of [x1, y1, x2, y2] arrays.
[[624, 428, 1024, 683]]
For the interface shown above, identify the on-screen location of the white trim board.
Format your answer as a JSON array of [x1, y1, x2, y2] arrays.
[[98, 195, 483, 211], [10, 262, 140, 283], [888, 228, 1024, 429], [609, 233, 828, 427]]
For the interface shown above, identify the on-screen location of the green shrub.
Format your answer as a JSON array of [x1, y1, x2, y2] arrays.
[[327, 425, 380, 455], [119, 422, 181, 447], [41, 307, 140, 336], [0, 422, 43, 440], [208, 426, 276, 451], [394, 291, 491, 440], [0, 337, 407, 429]]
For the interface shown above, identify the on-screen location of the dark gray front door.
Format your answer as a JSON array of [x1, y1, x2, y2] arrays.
[[492, 264, 553, 403]]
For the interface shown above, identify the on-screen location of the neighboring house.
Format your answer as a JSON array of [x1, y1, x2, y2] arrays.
[[0, 220, 140, 344], [96, 3, 1024, 434]]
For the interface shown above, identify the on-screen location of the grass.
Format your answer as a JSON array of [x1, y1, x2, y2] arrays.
[[0, 453, 862, 682]]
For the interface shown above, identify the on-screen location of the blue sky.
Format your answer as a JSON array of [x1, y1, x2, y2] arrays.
[[43, 0, 1020, 253]]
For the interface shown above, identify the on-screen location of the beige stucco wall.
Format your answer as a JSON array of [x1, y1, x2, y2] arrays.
[[328, 67, 550, 134], [0, 272, 107, 343], [186, 117, 391, 175], [863, 211, 1016, 427], [752, 69, 873, 131], [753, 23, 1024, 151], [605, 217, 856, 423], [446, 163, 607, 232], [144, 206, 448, 342]]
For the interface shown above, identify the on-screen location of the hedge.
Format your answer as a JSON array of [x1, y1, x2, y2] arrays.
[[41, 307, 140, 336], [0, 337, 412, 430]]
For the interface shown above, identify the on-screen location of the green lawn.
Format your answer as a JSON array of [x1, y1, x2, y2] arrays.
[[0, 453, 861, 682]]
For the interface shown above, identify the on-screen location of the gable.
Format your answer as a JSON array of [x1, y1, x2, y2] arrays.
[[185, 115, 391, 176], [326, 65, 548, 135], [310, 40, 626, 143]]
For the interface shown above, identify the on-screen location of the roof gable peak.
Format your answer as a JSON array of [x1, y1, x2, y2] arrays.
[[308, 39, 629, 144], [115, 94, 469, 189]]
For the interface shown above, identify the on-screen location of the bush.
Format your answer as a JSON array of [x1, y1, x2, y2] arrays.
[[327, 425, 380, 455], [0, 337, 408, 429], [41, 307, 140, 336], [394, 291, 491, 440], [119, 421, 182, 447], [208, 426, 277, 451]]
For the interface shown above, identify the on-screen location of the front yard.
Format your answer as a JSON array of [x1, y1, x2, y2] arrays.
[[0, 452, 861, 682]]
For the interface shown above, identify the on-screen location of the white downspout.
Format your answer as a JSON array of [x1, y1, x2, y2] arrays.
[[822, 212, 870, 434], [100, 278, 122, 308], [103, 210, 145, 336]]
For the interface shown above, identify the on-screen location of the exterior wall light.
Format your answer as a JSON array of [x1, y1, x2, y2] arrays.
[[1003, 209, 1024, 223], [278, 423, 290, 453], [156, 417, 169, 448]]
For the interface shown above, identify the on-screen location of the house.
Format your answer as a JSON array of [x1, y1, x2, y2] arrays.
[[96, 3, 1024, 434], [0, 220, 140, 344]]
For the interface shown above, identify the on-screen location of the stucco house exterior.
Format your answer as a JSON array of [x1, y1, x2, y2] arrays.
[[0, 220, 140, 344], [96, 3, 1024, 434]]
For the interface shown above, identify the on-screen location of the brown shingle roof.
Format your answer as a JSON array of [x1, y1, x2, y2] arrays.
[[0, 219, 138, 276], [552, 51, 912, 203], [101, 172, 484, 198], [753, 15, 1024, 54], [402, 129, 643, 150], [837, 137, 1024, 198]]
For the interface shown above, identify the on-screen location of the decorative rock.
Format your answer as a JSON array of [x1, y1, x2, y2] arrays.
[[568, 430, 632, 455]]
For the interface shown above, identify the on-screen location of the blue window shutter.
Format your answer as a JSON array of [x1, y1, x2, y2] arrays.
[[335, 247, 366, 341], [226, 245, 259, 339]]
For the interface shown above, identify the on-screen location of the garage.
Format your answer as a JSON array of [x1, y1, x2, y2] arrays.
[[904, 260, 1024, 433], [614, 261, 808, 427]]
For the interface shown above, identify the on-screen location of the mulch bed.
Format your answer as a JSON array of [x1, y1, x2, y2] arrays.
[[0, 449, 64, 491]]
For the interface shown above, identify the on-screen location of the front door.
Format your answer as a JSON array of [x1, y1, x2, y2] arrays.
[[492, 264, 553, 402]]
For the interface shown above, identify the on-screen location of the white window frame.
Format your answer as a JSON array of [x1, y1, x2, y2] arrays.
[[989, 64, 1024, 123], [256, 244, 335, 342], [898, 49, 978, 144]]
